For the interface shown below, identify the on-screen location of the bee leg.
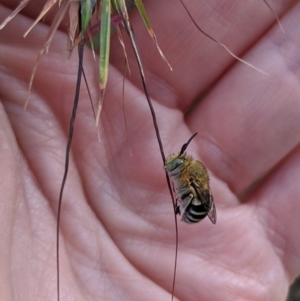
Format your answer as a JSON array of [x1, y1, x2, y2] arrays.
[[175, 206, 181, 215]]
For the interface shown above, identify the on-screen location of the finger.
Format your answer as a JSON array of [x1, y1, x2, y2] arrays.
[[0, 103, 20, 301], [187, 4, 300, 195], [249, 144, 300, 282], [110, 0, 289, 112]]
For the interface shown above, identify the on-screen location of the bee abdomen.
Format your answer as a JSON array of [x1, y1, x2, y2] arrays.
[[182, 203, 207, 224]]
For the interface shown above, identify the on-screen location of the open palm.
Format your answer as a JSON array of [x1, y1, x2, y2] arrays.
[[0, 1, 300, 300]]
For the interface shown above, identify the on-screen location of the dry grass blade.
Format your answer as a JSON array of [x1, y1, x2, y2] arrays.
[[25, 0, 70, 108], [263, 0, 284, 33], [151, 33, 173, 71], [23, 0, 58, 37], [83, 67, 97, 118], [115, 24, 131, 76], [219, 44, 268, 76], [87, 31, 97, 60], [68, 1, 80, 52], [134, 0, 172, 70], [178, 0, 268, 75], [121, 61, 133, 156], [0, 0, 30, 29]]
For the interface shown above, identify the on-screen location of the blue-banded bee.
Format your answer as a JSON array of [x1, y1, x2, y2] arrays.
[[165, 133, 216, 224]]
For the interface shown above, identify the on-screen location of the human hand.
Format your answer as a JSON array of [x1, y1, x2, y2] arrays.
[[0, 1, 299, 301]]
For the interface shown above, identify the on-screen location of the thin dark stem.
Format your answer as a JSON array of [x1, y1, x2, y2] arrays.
[[122, 17, 178, 301], [56, 38, 85, 301]]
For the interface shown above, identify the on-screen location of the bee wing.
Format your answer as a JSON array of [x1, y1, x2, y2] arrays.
[[206, 192, 217, 224], [192, 180, 217, 225]]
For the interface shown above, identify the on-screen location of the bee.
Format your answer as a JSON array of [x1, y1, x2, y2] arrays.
[[165, 133, 216, 224]]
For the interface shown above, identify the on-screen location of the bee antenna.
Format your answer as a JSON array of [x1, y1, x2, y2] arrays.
[[179, 132, 198, 155]]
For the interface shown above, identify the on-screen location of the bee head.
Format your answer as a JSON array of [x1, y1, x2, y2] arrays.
[[165, 156, 185, 172]]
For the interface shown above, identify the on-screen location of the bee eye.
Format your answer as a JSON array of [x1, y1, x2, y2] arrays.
[[165, 158, 184, 171]]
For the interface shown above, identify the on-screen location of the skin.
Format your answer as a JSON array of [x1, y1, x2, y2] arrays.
[[0, 0, 299, 300]]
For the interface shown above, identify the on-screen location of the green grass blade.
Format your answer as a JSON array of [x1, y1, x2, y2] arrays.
[[99, 0, 111, 89], [134, 0, 151, 31], [80, 0, 95, 34], [96, 0, 111, 124], [111, 0, 123, 13]]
